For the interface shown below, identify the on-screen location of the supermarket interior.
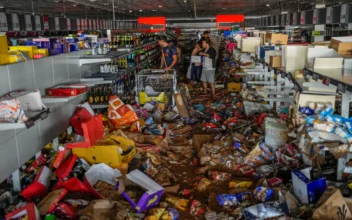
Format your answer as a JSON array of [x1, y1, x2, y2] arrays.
[[0, 0, 352, 219]]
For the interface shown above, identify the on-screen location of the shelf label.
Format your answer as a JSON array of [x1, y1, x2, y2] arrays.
[[54, 17, 60, 31], [312, 73, 319, 81], [0, 12, 8, 31], [322, 77, 330, 86], [12, 13, 20, 31], [67, 18, 71, 30]]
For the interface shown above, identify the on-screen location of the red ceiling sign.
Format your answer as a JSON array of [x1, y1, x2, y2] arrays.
[[216, 14, 244, 30], [138, 17, 166, 33]]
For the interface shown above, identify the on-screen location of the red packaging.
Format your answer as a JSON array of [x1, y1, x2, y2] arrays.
[[55, 155, 77, 181], [202, 123, 217, 129], [46, 84, 88, 97], [190, 200, 205, 217], [179, 189, 193, 197], [69, 107, 94, 136], [268, 177, 284, 187], [5, 203, 40, 220], [208, 171, 232, 181], [66, 114, 104, 149], [256, 113, 267, 126], [53, 203, 76, 219], [63, 177, 89, 193], [21, 166, 52, 201], [26, 154, 48, 173], [213, 113, 221, 122], [53, 147, 72, 169]]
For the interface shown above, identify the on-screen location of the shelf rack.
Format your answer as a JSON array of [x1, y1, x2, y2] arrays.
[[78, 40, 158, 66]]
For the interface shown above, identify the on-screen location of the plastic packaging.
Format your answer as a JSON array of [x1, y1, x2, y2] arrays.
[[217, 192, 251, 206], [253, 186, 273, 202]]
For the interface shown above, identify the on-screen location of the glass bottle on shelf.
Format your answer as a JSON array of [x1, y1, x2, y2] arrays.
[[88, 88, 94, 104], [94, 87, 100, 104], [116, 35, 120, 48], [100, 86, 105, 104]]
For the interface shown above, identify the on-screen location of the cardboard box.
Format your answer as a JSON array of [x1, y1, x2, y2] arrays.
[[72, 135, 136, 167], [291, 167, 327, 204], [21, 166, 52, 201], [330, 37, 352, 55], [228, 83, 241, 93], [241, 37, 261, 53], [266, 33, 288, 45], [46, 84, 88, 96], [270, 56, 282, 67], [121, 169, 164, 212], [5, 203, 40, 220], [174, 93, 189, 118]]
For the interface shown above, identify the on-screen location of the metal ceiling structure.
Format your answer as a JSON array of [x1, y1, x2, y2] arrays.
[[0, 0, 351, 21]]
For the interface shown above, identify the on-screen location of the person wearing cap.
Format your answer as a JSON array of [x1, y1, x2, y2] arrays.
[[158, 36, 178, 72]]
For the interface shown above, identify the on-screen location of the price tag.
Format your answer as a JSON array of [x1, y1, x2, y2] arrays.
[[322, 77, 330, 86], [312, 73, 319, 81], [0, 12, 8, 31], [312, 31, 321, 36], [54, 17, 60, 31], [12, 13, 20, 31], [25, 14, 32, 31], [66, 18, 71, 30]]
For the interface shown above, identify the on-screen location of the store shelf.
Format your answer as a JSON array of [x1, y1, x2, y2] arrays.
[[41, 92, 87, 104], [91, 104, 109, 109], [79, 41, 159, 66], [0, 108, 50, 131]]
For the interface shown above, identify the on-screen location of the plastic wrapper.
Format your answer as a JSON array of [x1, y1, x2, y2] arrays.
[[196, 178, 211, 192], [108, 95, 139, 128], [335, 126, 352, 143], [208, 171, 232, 181], [327, 115, 344, 125], [268, 177, 284, 187], [228, 180, 254, 189], [306, 116, 316, 125], [253, 186, 273, 202], [190, 200, 205, 217], [217, 192, 251, 206], [299, 107, 315, 116], [244, 142, 274, 167], [165, 194, 189, 211], [0, 99, 27, 123], [319, 107, 334, 120], [313, 120, 336, 133], [345, 119, 352, 133], [256, 165, 275, 177], [233, 142, 249, 154]]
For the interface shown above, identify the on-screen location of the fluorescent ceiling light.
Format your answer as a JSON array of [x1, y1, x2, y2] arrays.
[[159, 5, 162, 8]]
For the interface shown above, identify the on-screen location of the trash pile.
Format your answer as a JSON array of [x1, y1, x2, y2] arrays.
[[2, 43, 352, 220]]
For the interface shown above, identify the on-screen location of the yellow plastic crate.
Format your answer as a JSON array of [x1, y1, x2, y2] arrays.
[[72, 135, 136, 168], [139, 92, 167, 105], [0, 36, 8, 54], [9, 46, 38, 59], [37, 48, 49, 57]]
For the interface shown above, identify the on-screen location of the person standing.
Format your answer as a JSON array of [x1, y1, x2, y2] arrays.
[[199, 38, 216, 98], [190, 41, 202, 83], [158, 36, 178, 72]]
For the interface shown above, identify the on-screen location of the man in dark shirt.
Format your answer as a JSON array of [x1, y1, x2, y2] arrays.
[[199, 38, 216, 98], [158, 36, 178, 72]]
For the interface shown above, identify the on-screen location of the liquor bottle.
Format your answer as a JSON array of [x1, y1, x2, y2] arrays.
[[116, 34, 120, 48], [94, 87, 100, 104], [100, 86, 105, 104], [107, 85, 112, 101], [104, 86, 109, 103], [88, 88, 94, 104], [120, 35, 125, 48]]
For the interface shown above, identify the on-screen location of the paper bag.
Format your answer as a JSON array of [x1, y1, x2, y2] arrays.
[[191, 56, 201, 63], [312, 187, 352, 220]]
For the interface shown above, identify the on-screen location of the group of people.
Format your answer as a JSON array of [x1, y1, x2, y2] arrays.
[[158, 31, 217, 99]]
